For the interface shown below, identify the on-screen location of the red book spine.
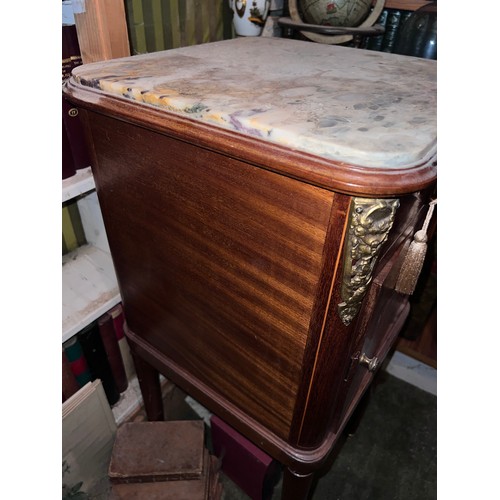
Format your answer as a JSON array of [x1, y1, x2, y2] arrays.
[[62, 24, 90, 174], [63, 336, 92, 387], [110, 303, 125, 340], [62, 110, 76, 179], [98, 313, 129, 393], [62, 349, 80, 401], [62, 24, 83, 82], [110, 304, 137, 380], [62, 96, 91, 171]]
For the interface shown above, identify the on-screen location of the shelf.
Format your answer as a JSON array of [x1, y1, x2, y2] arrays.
[[111, 376, 143, 426], [62, 244, 121, 343], [384, 0, 430, 10], [62, 166, 95, 202]]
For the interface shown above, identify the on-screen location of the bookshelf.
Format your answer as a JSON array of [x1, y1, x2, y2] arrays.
[[62, 169, 121, 343], [62, 168, 146, 425], [62, 1, 141, 427], [62, 166, 94, 202]]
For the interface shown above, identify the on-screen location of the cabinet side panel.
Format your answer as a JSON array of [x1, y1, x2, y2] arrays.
[[87, 112, 334, 439]]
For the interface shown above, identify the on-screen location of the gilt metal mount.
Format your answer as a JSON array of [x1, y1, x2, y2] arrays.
[[338, 197, 399, 326]]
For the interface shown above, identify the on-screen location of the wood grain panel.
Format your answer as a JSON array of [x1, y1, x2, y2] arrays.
[[88, 112, 335, 438], [73, 0, 130, 63]]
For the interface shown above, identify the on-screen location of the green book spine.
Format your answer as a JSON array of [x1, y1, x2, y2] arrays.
[[62, 204, 78, 255], [67, 201, 87, 247], [62, 200, 87, 255], [366, 9, 388, 51], [381, 10, 401, 53], [417, 14, 437, 60], [63, 336, 92, 387]]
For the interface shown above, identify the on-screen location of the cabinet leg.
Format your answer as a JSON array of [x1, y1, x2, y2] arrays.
[[281, 467, 315, 500], [132, 352, 164, 421]]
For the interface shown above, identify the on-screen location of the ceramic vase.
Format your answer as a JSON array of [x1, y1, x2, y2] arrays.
[[228, 0, 271, 37]]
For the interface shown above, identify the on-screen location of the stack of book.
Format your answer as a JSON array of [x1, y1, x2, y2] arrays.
[[363, 7, 437, 60], [108, 420, 223, 499], [62, 303, 135, 405]]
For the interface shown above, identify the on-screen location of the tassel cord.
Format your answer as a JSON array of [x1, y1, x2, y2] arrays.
[[395, 198, 437, 295]]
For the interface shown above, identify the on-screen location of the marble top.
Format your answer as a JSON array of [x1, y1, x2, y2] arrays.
[[71, 37, 436, 170]]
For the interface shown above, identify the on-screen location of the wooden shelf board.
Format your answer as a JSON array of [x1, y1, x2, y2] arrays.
[[111, 376, 143, 426], [62, 167, 95, 202], [62, 244, 120, 343], [383, 0, 430, 11]]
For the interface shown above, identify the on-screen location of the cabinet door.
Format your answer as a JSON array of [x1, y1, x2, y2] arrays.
[[332, 192, 428, 430], [335, 251, 410, 431]]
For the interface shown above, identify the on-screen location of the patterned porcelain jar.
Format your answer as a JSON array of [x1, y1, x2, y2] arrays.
[[229, 0, 271, 36]]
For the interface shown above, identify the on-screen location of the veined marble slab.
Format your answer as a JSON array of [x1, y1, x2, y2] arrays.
[[70, 37, 436, 169]]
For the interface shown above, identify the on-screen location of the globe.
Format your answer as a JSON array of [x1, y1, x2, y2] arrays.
[[299, 0, 372, 27]]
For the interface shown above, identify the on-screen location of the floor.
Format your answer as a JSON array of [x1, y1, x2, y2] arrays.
[[87, 284, 437, 500], [117, 364, 436, 500]]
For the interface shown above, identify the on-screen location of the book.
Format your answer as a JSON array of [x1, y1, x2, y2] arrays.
[[393, 5, 437, 60], [62, 111, 76, 180], [381, 10, 402, 53], [78, 322, 120, 406], [365, 9, 388, 51], [63, 380, 117, 497], [109, 304, 137, 381], [211, 414, 279, 500], [62, 204, 78, 255], [108, 421, 222, 499], [62, 24, 83, 82], [108, 421, 206, 484], [109, 453, 222, 500], [63, 335, 92, 388], [98, 312, 128, 393], [62, 348, 80, 402], [62, 95, 91, 172], [62, 199, 87, 255], [62, 24, 91, 175], [110, 303, 125, 341], [415, 12, 437, 60]]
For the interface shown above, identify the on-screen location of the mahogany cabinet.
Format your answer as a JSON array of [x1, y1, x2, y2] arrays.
[[64, 37, 436, 499]]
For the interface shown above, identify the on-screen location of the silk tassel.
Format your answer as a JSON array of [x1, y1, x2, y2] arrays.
[[395, 199, 436, 295]]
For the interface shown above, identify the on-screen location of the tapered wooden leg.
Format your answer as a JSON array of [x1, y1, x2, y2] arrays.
[[132, 352, 164, 421], [281, 467, 315, 500]]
